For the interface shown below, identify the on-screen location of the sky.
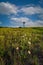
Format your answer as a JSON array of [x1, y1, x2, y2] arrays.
[[0, 0, 43, 27]]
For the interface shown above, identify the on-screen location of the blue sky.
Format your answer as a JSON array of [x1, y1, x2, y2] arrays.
[[0, 0, 43, 27]]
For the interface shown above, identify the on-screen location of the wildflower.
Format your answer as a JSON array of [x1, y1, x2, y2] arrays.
[[22, 34, 26, 38], [16, 47, 19, 50], [28, 50, 31, 54], [28, 41, 31, 45]]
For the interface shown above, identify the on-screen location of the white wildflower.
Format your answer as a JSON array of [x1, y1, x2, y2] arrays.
[[28, 50, 31, 54], [16, 47, 19, 50], [28, 41, 31, 45]]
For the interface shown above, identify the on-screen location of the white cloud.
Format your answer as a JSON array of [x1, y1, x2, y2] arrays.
[[11, 17, 43, 27], [20, 6, 43, 15], [8, 25, 19, 28], [11, 17, 30, 22], [26, 20, 43, 27], [0, 2, 18, 15], [0, 2, 43, 16]]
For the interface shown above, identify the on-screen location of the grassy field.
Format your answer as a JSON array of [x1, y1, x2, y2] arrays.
[[0, 27, 43, 65]]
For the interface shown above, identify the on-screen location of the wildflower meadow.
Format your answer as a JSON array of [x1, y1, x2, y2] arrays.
[[0, 27, 43, 65]]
